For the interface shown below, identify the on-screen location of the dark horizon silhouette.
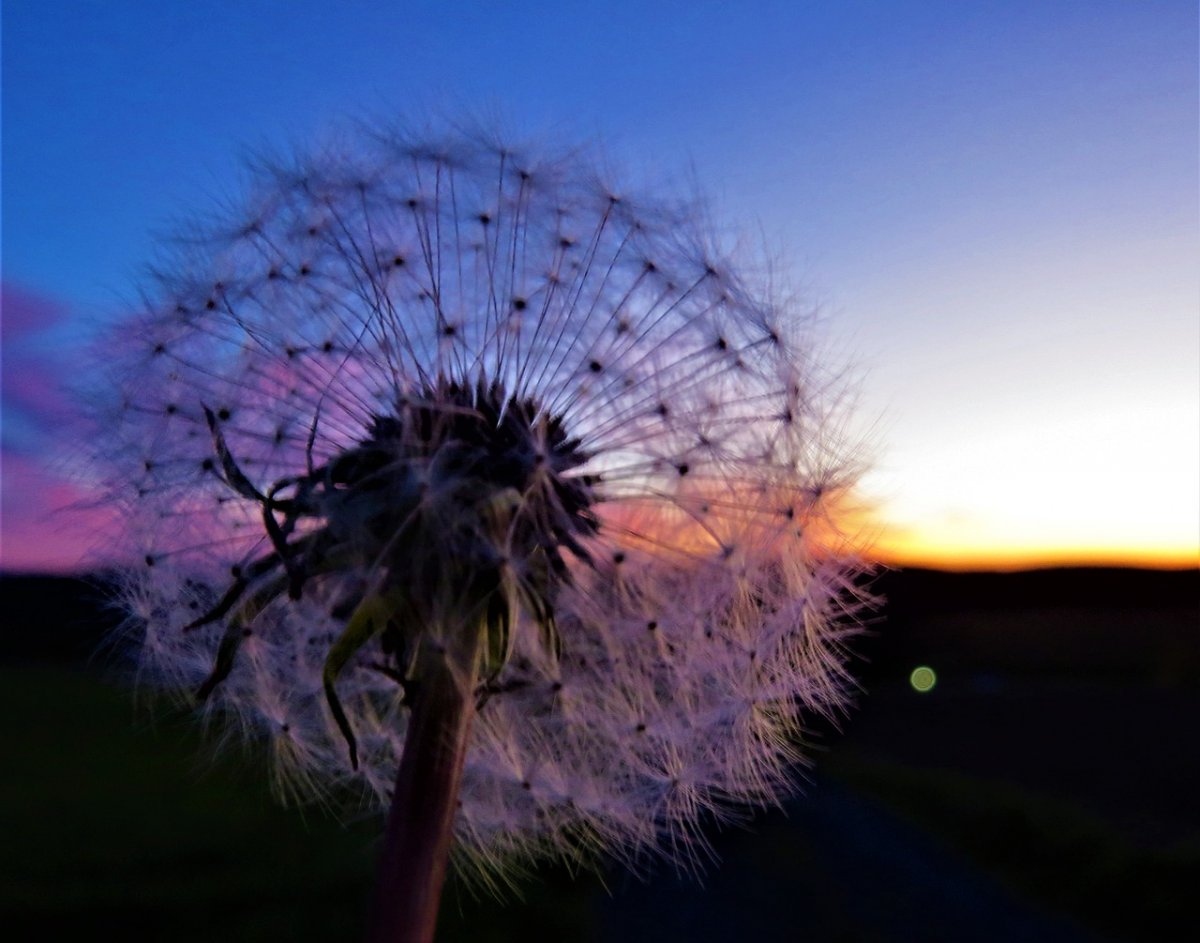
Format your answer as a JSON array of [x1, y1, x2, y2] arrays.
[[4, 563, 1197, 940]]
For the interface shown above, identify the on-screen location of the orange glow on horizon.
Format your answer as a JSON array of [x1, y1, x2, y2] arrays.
[[858, 491, 1200, 572], [867, 538, 1200, 572]]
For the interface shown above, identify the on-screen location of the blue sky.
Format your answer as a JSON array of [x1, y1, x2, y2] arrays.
[[3, 0, 1197, 569]]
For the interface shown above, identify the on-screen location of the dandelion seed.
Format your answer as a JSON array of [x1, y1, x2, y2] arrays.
[[94, 121, 870, 941]]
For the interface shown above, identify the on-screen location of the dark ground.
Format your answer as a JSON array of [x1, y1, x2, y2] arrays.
[[2, 566, 1197, 941]]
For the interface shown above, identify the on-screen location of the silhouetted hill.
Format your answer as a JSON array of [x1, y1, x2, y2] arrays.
[[874, 565, 1199, 612], [3, 567, 1197, 682], [860, 565, 1199, 685], [0, 573, 122, 663]]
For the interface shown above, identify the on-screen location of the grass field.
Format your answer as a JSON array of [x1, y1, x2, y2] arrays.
[[3, 569, 1197, 940]]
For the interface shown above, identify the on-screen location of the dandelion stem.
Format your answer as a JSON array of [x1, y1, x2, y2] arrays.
[[366, 646, 477, 943]]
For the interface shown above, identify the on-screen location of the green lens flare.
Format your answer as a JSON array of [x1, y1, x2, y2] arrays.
[[909, 666, 937, 693]]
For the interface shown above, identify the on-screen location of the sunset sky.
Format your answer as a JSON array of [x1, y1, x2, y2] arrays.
[[3, 1, 1197, 572]]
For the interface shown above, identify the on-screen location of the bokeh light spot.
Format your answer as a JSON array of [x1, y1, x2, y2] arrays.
[[909, 665, 937, 693]]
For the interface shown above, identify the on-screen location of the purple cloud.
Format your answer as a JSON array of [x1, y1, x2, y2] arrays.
[[1, 282, 116, 572]]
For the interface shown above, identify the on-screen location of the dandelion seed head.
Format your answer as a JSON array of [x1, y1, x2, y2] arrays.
[[95, 121, 869, 883]]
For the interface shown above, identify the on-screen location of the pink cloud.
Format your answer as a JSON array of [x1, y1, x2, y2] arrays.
[[0, 452, 119, 572], [1, 282, 66, 336], [1, 282, 119, 572], [2, 282, 77, 448]]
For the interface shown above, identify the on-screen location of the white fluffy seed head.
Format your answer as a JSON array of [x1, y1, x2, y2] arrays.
[[93, 121, 871, 885]]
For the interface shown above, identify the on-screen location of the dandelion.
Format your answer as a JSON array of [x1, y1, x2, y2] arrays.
[[96, 121, 868, 941]]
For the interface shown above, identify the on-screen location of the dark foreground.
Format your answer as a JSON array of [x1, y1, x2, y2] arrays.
[[2, 567, 1197, 941]]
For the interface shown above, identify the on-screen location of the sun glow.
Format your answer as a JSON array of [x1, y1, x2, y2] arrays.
[[871, 535, 1199, 573], [855, 385, 1200, 571]]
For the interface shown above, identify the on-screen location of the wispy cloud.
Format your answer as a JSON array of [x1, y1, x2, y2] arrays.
[[1, 283, 115, 572]]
